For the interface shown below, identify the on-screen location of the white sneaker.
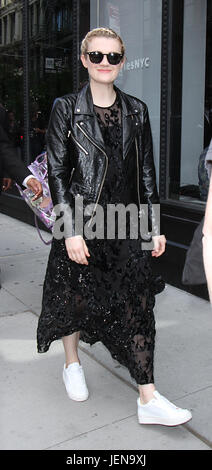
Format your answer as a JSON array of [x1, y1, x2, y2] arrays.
[[137, 391, 192, 426], [63, 362, 89, 401]]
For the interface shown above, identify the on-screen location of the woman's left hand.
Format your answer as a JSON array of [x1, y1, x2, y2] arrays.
[[26, 177, 43, 201], [152, 235, 166, 257]]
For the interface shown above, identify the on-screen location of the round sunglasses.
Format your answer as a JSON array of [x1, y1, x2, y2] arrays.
[[86, 51, 124, 65]]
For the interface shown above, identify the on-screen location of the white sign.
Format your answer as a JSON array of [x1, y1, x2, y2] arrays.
[[124, 57, 151, 71]]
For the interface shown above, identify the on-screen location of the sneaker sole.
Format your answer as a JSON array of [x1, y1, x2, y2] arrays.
[[66, 392, 89, 402], [138, 415, 192, 426]]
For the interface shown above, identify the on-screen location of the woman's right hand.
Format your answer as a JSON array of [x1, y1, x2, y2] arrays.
[[65, 236, 90, 265]]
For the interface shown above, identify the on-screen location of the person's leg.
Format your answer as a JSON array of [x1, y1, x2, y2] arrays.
[[62, 331, 89, 401], [133, 300, 192, 425], [62, 331, 80, 367]]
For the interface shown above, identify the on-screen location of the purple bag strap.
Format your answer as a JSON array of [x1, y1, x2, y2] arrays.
[[28, 152, 48, 180], [34, 214, 52, 246]]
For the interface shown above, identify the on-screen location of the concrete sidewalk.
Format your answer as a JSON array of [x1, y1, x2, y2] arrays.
[[0, 213, 212, 450]]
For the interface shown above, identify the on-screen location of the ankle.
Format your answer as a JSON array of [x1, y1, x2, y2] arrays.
[[138, 384, 156, 405], [65, 359, 81, 368]]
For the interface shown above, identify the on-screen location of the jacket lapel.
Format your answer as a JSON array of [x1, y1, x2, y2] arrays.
[[115, 87, 139, 159], [74, 83, 106, 152]]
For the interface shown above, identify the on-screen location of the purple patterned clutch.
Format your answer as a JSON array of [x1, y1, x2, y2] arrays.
[[16, 152, 55, 231]]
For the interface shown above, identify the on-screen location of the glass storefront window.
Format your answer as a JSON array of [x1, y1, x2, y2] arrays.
[[90, 0, 162, 181], [0, 3, 24, 166], [26, 0, 89, 164], [168, 0, 212, 206], [0, 0, 90, 173]]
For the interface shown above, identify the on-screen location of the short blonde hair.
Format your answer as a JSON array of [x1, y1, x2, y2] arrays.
[[80, 27, 125, 56]]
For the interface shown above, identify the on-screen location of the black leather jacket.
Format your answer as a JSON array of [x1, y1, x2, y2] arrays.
[[46, 82, 160, 237]]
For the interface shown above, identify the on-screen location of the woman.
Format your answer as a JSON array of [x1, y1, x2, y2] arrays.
[[37, 28, 192, 426], [203, 139, 212, 303]]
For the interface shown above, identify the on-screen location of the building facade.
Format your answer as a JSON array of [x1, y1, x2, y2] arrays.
[[0, 0, 211, 299]]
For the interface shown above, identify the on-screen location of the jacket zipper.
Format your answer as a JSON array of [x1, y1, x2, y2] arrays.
[[135, 137, 142, 217], [69, 167, 75, 184], [68, 130, 89, 155], [76, 122, 108, 226]]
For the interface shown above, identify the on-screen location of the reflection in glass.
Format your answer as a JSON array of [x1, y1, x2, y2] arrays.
[[169, 0, 212, 206], [0, 0, 90, 198], [95, 0, 162, 181]]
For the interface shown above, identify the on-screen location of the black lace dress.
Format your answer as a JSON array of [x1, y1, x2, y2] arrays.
[[37, 97, 164, 385]]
